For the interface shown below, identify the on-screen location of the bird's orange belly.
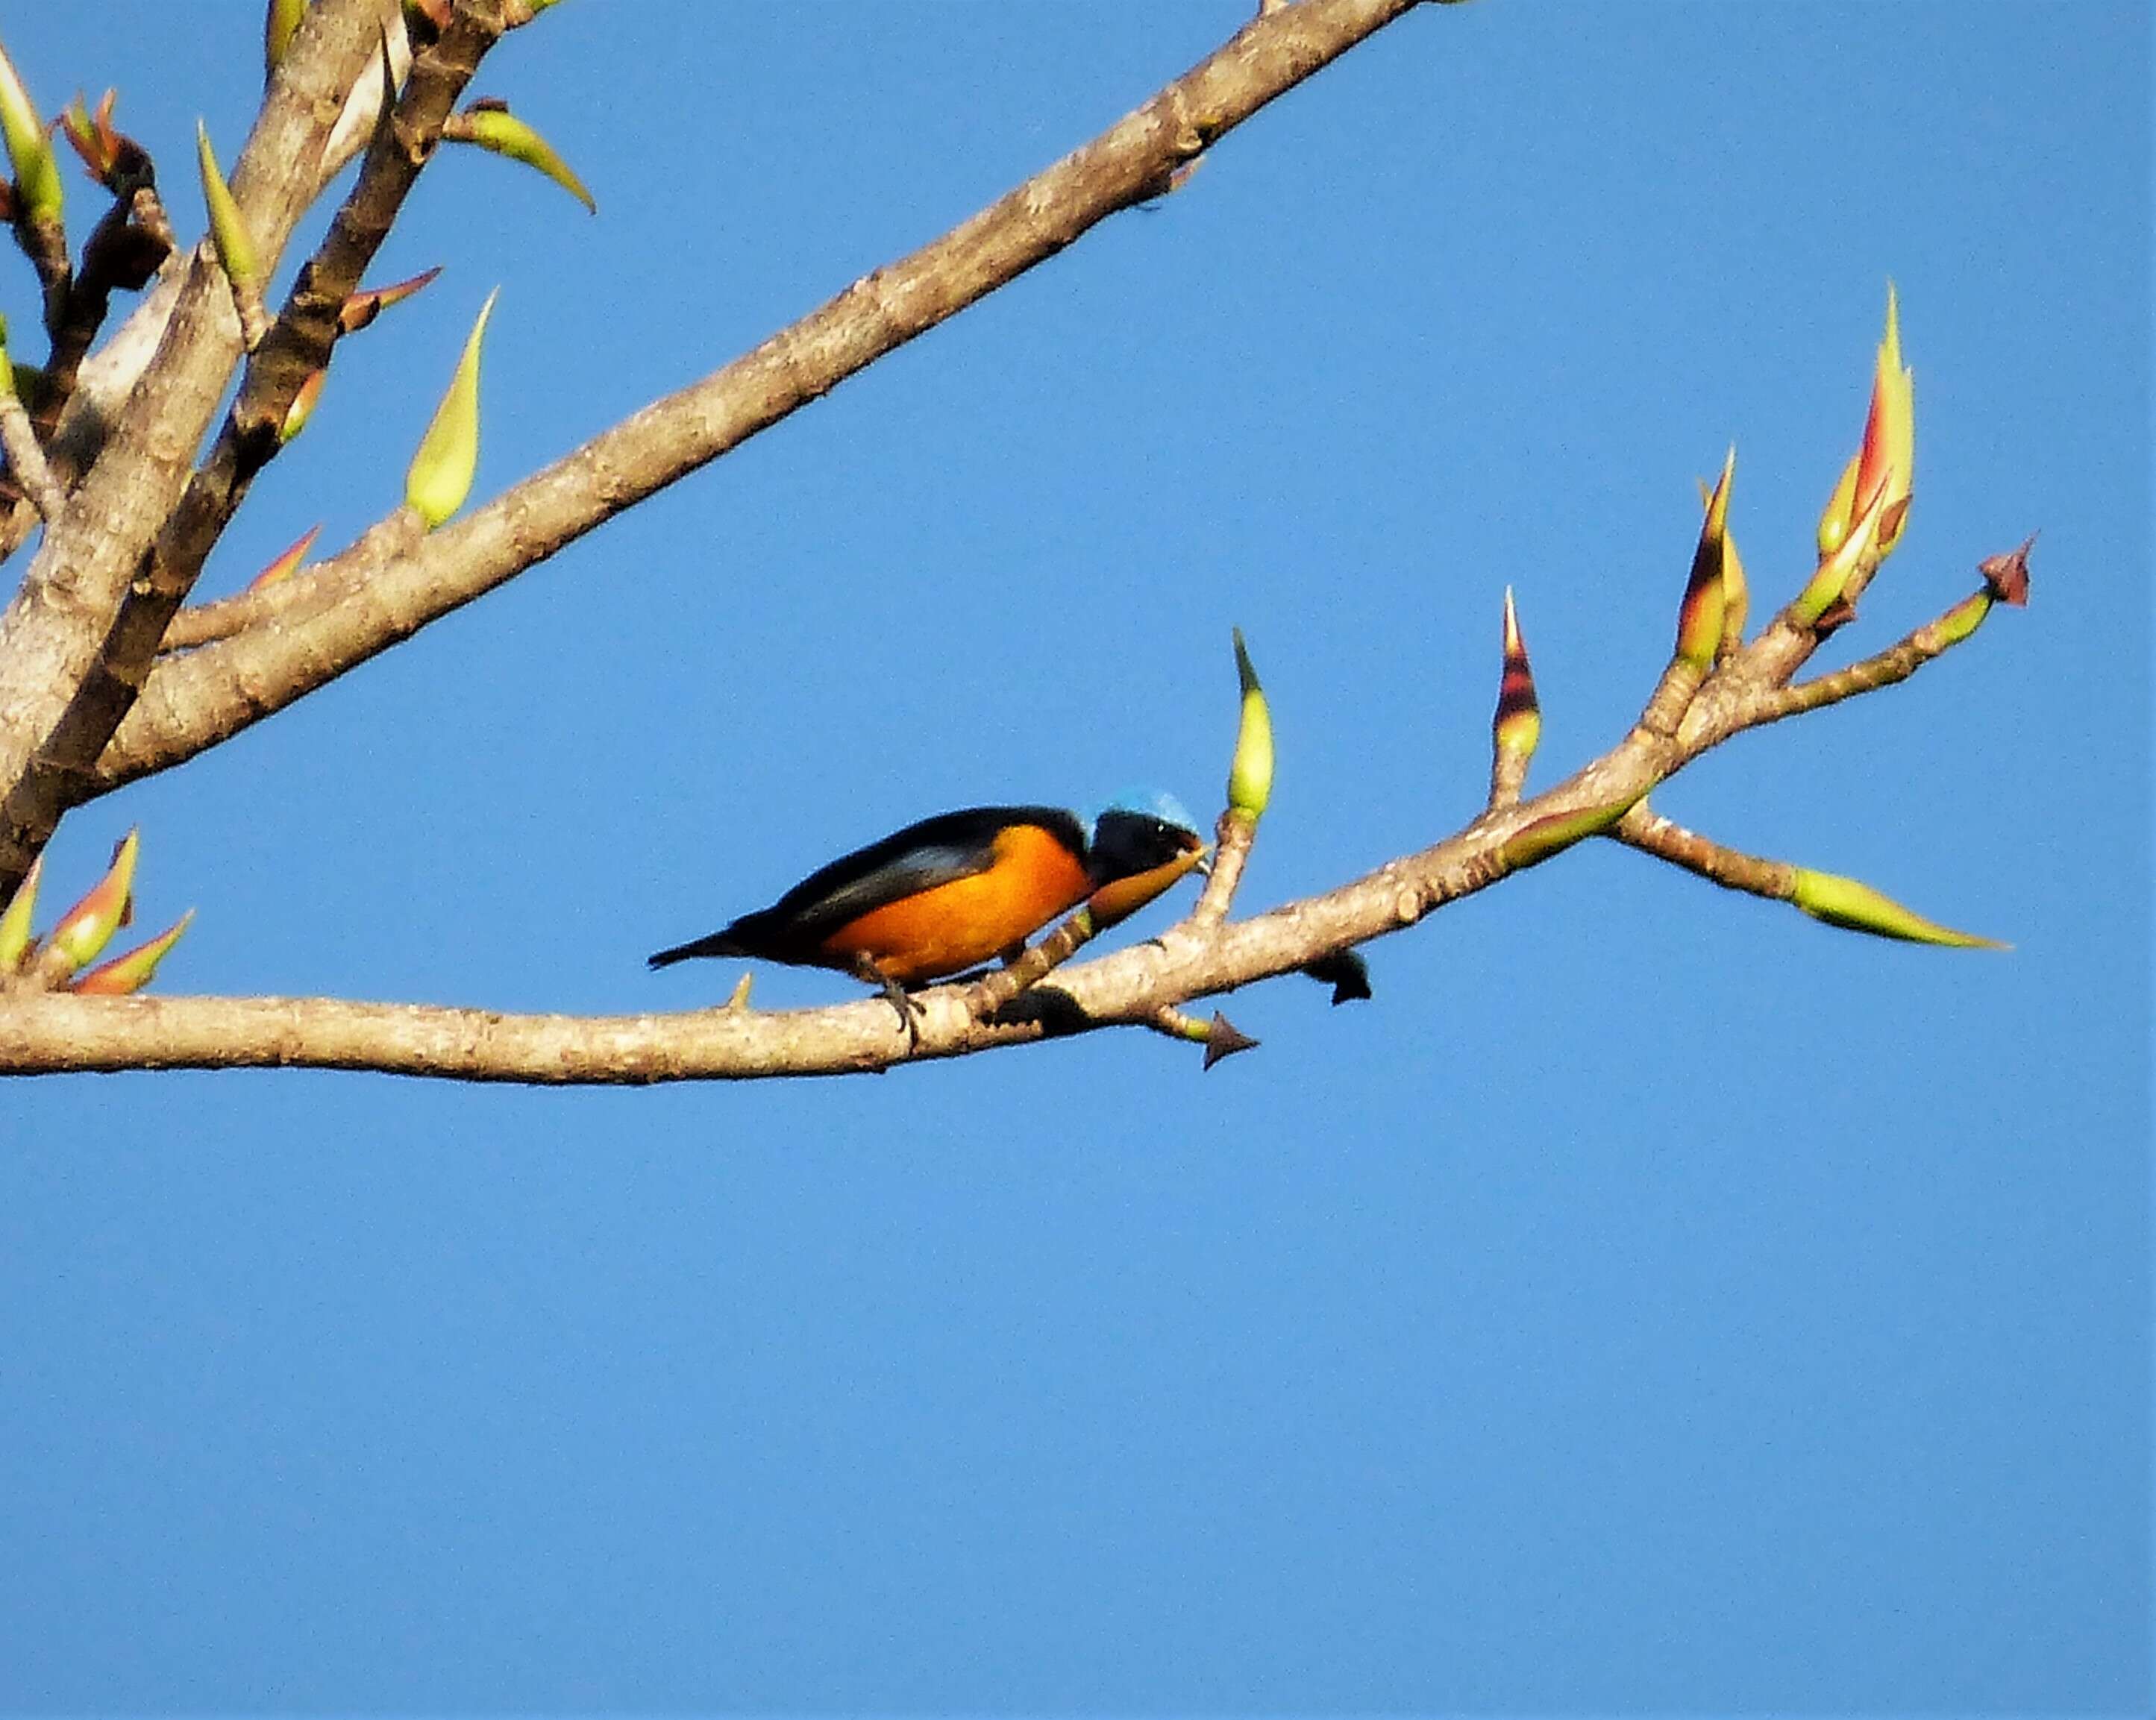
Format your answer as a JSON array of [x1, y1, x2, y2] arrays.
[[817, 824, 1093, 983]]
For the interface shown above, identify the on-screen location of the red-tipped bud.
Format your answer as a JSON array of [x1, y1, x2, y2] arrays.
[[72, 909, 194, 995], [248, 523, 321, 591], [60, 89, 147, 191], [1673, 448, 1734, 671], [1980, 536, 2034, 607], [1491, 585, 1541, 763], [340, 265, 442, 334], [1820, 284, 1914, 561], [46, 829, 139, 974]]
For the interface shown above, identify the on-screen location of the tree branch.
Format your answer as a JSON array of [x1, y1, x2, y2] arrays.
[[2, 3, 503, 888], [0, 546, 2022, 1082], [0, 0, 401, 895], [86, 0, 1435, 796]]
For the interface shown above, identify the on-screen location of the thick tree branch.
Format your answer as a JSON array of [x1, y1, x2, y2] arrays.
[[0, 549, 2023, 1082], [0, 15, 414, 566], [87, 0, 1435, 795], [4, 4, 503, 891], [0, 0, 400, 895]]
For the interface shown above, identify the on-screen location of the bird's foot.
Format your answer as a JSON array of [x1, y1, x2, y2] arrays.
[[852, 956, 925, 1052]]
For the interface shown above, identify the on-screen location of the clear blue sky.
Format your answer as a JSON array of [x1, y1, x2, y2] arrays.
[[1, 2, 2147, 1712]]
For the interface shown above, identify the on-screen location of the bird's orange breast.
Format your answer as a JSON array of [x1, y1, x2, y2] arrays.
[[815, 823, 1094, 983]]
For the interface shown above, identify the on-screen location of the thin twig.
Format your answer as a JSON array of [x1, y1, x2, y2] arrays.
[[0, 395, 63, 519], [1611, 803, 1796, 903], [1748, 586, 2001, 726]]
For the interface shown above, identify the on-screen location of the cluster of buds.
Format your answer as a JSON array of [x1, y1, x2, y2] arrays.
[[1643, 284, 1915, 675], [1477, 286, 2013, 953], [59, 89, 152, 195], [0, 832, 193, 995]]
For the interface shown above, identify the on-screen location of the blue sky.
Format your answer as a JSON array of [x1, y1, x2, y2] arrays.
[[1, 1, 2147, 1712]]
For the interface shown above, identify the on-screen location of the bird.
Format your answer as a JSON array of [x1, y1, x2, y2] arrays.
[[648, 797, 1206, 1040]]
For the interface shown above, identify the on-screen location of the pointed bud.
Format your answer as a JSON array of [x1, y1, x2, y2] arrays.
[[1819, 285, 1915, 562], [445, 101, 595, 213], [248, 523, 322, 591], [279, 367, 326, 442], [1674, 448, 1734, 671], [0, 853, 40, 972], [1227, 627, 1274, 819], [1492, 585, 1541, 763], [0, 40, 63, 224], [1499, 797, 1632, 870], [1790, 867, 2003, 950], [340, 265, 442, 334], [1816, 452, 1861, 560], [1200, 1011, 1259, 1070], [1855, 283, 1915, 553], [266, 0, 307, 78], [405, 288, 498, 529], [46, 829, 140, 974], [1979, 535, 2034, 607], [1698, 474, 1750, 653], [1720, 522, 1749, 654], [1790, 480, 1890, 628], [196, 121, 259, 291], [71, 909, 193, 995]]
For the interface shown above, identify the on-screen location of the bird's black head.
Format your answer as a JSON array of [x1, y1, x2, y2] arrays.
[[1087, 797, 1205, 887]]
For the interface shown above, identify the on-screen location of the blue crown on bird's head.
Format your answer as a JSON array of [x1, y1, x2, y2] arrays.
[[1090, 788, 1200, 839]]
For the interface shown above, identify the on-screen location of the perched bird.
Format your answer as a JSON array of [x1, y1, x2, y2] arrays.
[[649, 799, 1205, 1036]]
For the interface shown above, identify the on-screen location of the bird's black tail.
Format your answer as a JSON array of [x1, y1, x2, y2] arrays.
[[647, 932, 745, 970]]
